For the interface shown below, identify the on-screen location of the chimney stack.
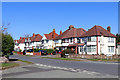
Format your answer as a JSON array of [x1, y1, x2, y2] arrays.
[[107, 26, 111, 32], [20, 37, 22, 40], [60, 30, 62, 35], [52, 29, 55, 38], [69, 25, 74, 30], [33, 33, 35, 37]]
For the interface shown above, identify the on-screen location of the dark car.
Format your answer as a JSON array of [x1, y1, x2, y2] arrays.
[[10, 52, 13, 55], [38, 50, 48, 55], [52, 51, 57, 55], [27, 49, 33, 53], [23, 50, 26, 55]]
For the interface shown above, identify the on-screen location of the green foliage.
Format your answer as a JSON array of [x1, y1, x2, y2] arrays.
[[19, 49, 22, 52], [61, 49, 75, 58], [33, 48, 40, 52], [2, 33, 14, 58], [33, 49, 55, 53]]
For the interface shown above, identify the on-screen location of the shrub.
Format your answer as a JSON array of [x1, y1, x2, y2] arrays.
[[33, 49, 55, 53], [61, 49, 75, 58], [33, 49, 40, 52], [19, 49, 22, 52]]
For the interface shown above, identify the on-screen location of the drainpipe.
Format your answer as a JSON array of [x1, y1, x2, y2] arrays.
[[96, 36, 98, 55], [75, 46, 77, 54]]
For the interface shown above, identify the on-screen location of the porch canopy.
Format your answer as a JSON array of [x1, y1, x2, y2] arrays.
[[68, 43, 84, 47]]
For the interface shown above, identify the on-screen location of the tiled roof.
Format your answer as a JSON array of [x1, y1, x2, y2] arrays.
[[34, 34, 42, 41], [28, 34, 43, 42], [18, 37, 25, 43], [44, 30, 58, 40], [54, 26, 86, 40], [80, 25, 116, 37], [14, 40, 19, 43]]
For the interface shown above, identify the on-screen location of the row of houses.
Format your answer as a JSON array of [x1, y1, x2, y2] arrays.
[[14, 25, 119, 55]]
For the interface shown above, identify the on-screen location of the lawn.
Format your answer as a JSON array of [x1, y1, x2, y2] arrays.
[[18, 59, 33, 64], [41, 57, 81, 61], [1, 62, 20, 70]]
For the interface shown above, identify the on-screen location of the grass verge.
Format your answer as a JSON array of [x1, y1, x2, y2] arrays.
[[41, 57, 81, 61], [0, 62, 20, 70], [87, 58, 120, 62], [18, 59, 33, 64]]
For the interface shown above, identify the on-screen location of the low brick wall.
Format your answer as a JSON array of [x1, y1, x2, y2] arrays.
[[56, 54, 120, 59], [17, 52, 23, 55], [68, 54, 120, 59], [33, 52, 41, 55]]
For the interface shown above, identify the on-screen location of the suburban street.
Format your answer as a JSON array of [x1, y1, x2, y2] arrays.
[[2, 55, 119, 78]]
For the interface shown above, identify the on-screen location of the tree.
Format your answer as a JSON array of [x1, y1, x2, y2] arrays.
[[1, 23, 14, 59], [2, 32, 14, 58], [116, 34, 120, 43]]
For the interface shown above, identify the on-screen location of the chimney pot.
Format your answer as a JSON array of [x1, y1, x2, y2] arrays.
[[69, 25, 74, 30], [60, 30, 62, 35], [33, 33, 35, 37], [107, 26, 111, 32]]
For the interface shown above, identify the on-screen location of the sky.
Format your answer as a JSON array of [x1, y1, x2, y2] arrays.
[[2, 2, 118, 40]]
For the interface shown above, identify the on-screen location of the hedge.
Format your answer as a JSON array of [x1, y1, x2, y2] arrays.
[[33, 49, 56, 53]]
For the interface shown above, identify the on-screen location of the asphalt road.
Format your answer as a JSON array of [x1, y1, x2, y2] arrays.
[[10, 55, 119, 76]]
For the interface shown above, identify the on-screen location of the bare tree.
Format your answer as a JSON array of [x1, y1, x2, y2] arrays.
[[24, 34, 30, 38], [2, 22, 10, 32]]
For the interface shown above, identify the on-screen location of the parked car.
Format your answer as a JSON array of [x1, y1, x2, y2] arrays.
[[23, 50, 26, 55], [52, 51, 57, 55], [38, 50, 48, 55], [10, 52, 13, 55], [27, 49, 33, 53], [52, 50, 62, 55], [57, 50, 62, 54]]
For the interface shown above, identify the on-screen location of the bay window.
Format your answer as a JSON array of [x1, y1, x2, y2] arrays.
[[87, 45, 96, 52], [108, 46, 114, 52]]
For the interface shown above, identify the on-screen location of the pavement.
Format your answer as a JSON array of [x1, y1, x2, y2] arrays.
[[1, 55, 119, 78]]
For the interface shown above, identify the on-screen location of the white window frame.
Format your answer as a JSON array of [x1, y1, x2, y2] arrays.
[[108, 46, 114, 52]]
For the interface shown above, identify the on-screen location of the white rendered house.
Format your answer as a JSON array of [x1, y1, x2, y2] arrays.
[[79, 25, 116, 55], [54, 25, 116, 55], [14, 37, 25, 51], [41, 29, 58, 49], [54, 25, 86, 54], [24, 33, 42, 50]]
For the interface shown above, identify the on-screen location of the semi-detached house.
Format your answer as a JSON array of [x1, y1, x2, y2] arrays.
[[54, 25, 117, 55], [54, 25, 86, 54]]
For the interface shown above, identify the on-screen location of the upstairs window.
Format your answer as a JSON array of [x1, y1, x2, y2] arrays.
[[46, 40, 49, 43], [66, 39, 69, 43], [108, 37, 114, 43], [87, 37, 96, 42], [62, 39, 65, 43], [70, 38, 72, 43], [77, 38, 80, 43]]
